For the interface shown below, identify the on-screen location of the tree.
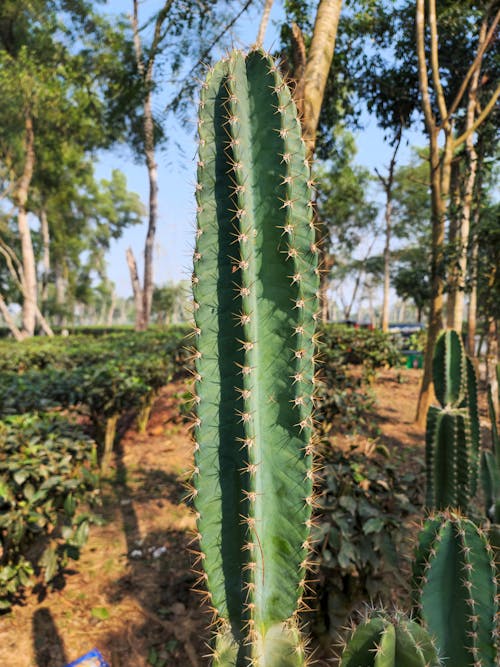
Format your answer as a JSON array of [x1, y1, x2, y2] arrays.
[[414, 0, 500, 423], [106, 0, 260, 331], [0, 0, 119, 336], [315, 131, 379, 319]]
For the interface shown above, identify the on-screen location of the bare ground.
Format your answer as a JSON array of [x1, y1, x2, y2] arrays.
[[0, 369, 427, 667]]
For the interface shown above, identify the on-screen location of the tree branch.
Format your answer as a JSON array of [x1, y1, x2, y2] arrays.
[[165, 0, 254, 113], [416, 0, 436, 134], [445, 7, 500, 124], [453, 82, 500, 148], [255, 0, 275, 48], [428, 0, 448, 124]]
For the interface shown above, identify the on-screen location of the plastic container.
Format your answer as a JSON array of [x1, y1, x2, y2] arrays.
[[65, 649, 109, 667]]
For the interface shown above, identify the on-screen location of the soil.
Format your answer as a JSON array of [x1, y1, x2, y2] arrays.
[[0, 369, 429, 667]]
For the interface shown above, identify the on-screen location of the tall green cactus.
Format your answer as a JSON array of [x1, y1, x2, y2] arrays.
[[426, 329, 480, 510], [339, 610, 441, 667], [412, 511, 498, 667], [192, 50, 319, 666]]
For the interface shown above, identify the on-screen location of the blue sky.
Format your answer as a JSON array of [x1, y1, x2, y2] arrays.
[[97, 0, 425, 298]]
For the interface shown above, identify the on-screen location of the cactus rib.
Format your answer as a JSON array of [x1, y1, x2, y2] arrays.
[[412, 511, 498, 667], [192, 49, 318, 665]]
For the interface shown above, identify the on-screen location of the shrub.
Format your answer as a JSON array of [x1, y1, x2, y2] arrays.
[[312, 443, 420, 634], [0, 414, 100, 609]]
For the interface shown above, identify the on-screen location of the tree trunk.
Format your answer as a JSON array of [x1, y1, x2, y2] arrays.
[[15, 114, 37, 337], [447, 20, 483, 330], [299, 0, 343, 160], [126, 247, 145, 331], [255, 0, 274, 47], [107, 289, 117, 327], [377, 129, 401, 332], [415, 129, 453, 426], [466, 198, 481, 358], [0, 294, 25, 340], [40, 207, 50, 309]]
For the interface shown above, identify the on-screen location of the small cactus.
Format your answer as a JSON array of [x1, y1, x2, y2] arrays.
[[339, 609, 441, 667], [192, 49, 318, 665], [426, 329, 480, 510], [412, 510, 498, 667]]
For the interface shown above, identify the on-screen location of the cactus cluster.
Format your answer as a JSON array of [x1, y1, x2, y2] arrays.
[[412, 511, 498, 667], [426, 329, 480, 510], [191, 49, 319, 666], [339, 609, 441, 667]]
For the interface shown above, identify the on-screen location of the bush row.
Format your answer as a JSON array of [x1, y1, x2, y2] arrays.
[[0, 414, 100, 609]]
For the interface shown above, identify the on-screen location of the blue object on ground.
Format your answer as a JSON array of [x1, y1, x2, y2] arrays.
[[64, 648, 109, 667]]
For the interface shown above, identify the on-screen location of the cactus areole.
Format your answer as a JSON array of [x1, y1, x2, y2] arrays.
[[191, 50, 319, 666]]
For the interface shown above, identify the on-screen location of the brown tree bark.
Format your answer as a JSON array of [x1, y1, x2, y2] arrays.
[[299, 0, 343, 160], [446, 17, 486, 330], [40, 207, 50, 308], [255, 0, 275, 48], [289, 0, 343, 323], [376, 128, 402, 332], [15, 113, 37, 336], [131, 0, 169, 331], [0, 293, 25, 340], [126, 247, 144, 330]]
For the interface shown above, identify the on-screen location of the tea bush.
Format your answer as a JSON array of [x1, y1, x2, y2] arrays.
[[0, 414, 100, 609], [312, 443, 421, 634]]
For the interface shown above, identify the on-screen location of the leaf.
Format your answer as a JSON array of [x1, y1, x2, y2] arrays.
[[338, 495, 357, 514], [363, 517, 385, 534], [64, 493, 76, 517], [40, 545, 59, 583], [91, 606, 110, 621], [13, 469, 29, 486]]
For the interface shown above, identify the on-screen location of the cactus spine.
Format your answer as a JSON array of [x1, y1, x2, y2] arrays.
[[339, 610, 441, 667], [192, 50, 318, 666], [426, 329, 479, 510], [412, 511, 498, 667]]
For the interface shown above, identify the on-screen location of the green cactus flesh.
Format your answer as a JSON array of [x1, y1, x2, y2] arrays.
[[339, 611, 441, 667], [192, 50, 318, 664], [433, 329, 466, 408], [426, 330, 480, 511], [412, 511, 498, 667], [425, 406, 472, 510]]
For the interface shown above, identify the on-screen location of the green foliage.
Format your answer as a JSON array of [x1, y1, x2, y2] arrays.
[[315, 325, 401, 436], [425, 330, 480, 511], [0, 328, 187, 466], [192, 50, 318, 665], [412, 511, 498, 667], [321, 324, 402, 370], [314, 445, 418, 630], [339, 609, 441, 667], [0, 413, 100, 609]]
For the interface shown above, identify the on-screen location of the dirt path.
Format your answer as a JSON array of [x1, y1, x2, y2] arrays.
[[0, 369, 427, 667], [0, 384, 210, 667]]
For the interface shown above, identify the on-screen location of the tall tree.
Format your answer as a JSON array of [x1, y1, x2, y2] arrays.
[[0, 0, 117, 336], [414, 0, 500, 423]]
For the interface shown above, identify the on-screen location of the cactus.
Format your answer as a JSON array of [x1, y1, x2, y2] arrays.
[[191, 49, 319, 666], [481, 369, 500, 524], [339, 609, 441, 667], [412, 510, 498, 667], [425, 329, 480, 510]]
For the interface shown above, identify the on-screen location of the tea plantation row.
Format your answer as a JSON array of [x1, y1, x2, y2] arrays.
[[0, 325, 402, 612]]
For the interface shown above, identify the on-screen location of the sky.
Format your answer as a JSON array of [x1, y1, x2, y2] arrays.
[[96, 0, 426, 299]]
